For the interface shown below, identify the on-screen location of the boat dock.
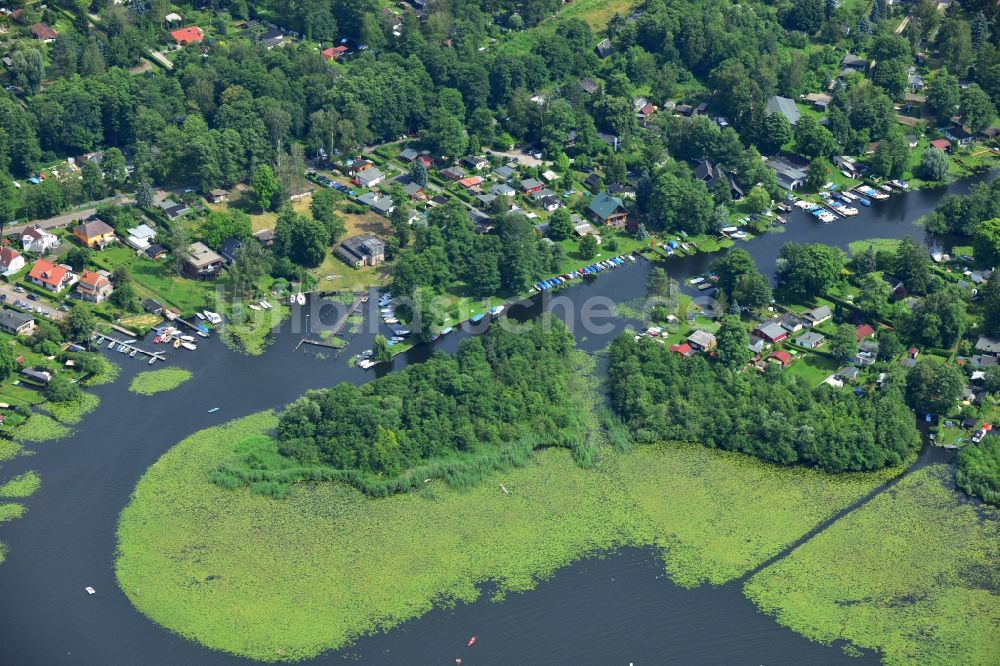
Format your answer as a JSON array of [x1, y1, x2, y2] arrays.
[[164, 312, 209, 334], [92, 333, 166, 363], [294, 293, 366, 353]]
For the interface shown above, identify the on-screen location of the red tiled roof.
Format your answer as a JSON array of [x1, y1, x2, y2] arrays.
[[28, 259, 69, 288], [855, 324, 875, 340], [929, 139, 951, 151], [78, 270, 106, 288], [0, 246, 21, 267], [170, 26, 204, 44], [769, 350, 792, 366], [669, 343, 692, 356], [30, 23, 57, 40]]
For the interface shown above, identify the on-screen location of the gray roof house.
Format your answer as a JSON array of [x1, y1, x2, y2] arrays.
[[837, 366, 860, 381], [841, 53, 867, 70], [795, 331, 826, 349], [398, 147, 420, 162], [371, 196, 395, 217], [687, 330, 717, 351], [335, 234, 385, 267], [976, 336, 1000, 355], [355, 167, 385, 188], [0, 308, 35, 335], [802, 305, 832, 326], [765, 96, 800, 126], [766, 157, 808, 190]]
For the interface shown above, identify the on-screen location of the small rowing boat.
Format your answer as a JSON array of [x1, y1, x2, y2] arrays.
[[208, 407, 220, 413], [85, 586, 95, 595], [467, 636, 477, 647]]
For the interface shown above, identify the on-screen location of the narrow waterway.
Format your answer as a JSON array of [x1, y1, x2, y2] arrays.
[[0, 172, 994, 665]]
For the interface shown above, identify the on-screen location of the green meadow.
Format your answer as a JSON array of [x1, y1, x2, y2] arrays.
[[116, 413, 904, 662]]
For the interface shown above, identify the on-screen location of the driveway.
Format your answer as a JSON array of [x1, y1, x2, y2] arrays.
[[0, 283, 66, 321]]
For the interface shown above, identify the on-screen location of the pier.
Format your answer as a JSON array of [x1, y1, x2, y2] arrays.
[[92, 332, 166, 362]]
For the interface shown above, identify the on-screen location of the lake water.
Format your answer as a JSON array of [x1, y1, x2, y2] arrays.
[[0, 173, 993, 665]]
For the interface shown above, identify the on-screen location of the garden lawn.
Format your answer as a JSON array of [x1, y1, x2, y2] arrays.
[[129, 368, 194, 396], [745, 464, 1000, 666], [116, 413, 904, 662]]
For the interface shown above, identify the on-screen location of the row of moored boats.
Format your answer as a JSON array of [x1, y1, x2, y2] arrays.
[[533, 254, 636, 292]]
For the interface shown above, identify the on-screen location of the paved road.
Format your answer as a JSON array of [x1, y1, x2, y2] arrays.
[[0, 282, 66, 321]]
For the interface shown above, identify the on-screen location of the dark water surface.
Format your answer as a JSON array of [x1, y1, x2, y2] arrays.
[[0, 174, 993, 665]]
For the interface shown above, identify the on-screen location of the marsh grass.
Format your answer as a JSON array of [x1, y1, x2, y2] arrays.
[[129, 368, 194, 396], [0, 471, 40, 498], [745, 465, 1000, 665], [117, 412, 908, 661]]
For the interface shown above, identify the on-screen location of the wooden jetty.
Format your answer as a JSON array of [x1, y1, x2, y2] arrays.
[[109, 323, 139, 337], [92, 332, 166, 363]]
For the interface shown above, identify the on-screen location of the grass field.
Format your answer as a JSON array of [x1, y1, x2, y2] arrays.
[[129, 368, 194, 396], [847, 238, 903, 257], [218, 301, 290, 355], [745, 465, 1000, 666], [116, 413, 905, 661]]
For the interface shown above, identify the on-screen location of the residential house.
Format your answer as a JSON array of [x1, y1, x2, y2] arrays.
[[753, 321, 788, 344], [840, 53, 867, 72], [670, 343, 695, 357], [461, 156, 489, 171], [258, 29, 286, 49], [458, 176, 484, 190], [539, 195, 563, 212], [402, 181, 426, 201], [75, 270, 113, 303], [183, 242, 224, 280], [20, 368, 51, 384], [145, 244, 167, 260], [0, 247, 24, 276], [687, 330, 717, 352], [20, 225, 59, 254], [142, 299, 163, 315], [588, 193, 629, 229], [833, 155, 863, 178], [748, 337, 767, 356], [335, 234, 385, 268], [634, 97, 656, 125], [520, 178, 544, 194], [855, 324, 876, 341], [766, 157, 808, 190], [929, 138, 952, 153], [579, 78, 600, 95], [975, 336, 1000, 355], [765, 95, 800, 126], [491, 183, 516, 198], [768, 350, 793, 367], [837, 366, 860, 381], [674, 104, 694, 117], [804, 92, 832, 111], [795, 331, 826, 349], [493, 165, 515, 181], [158, 200, 190, 219], [371, 196, 395, 217], [693, 159, 744, 199], [778, 313, 804, 334], [125, 224, 156, 251], [802, 305, 832, 326], [439, 165, 466, 181], [354, 167, 385, 188], [170, 26, 204, 45], [207, 189, 229, 204], [573, 221, 601, 243], [0, 308, 35, 335], [28, 259, 74, 293], [30, 23, 57, 42], [73, 219, 117, 249], [907, 71, 925, 93], [945, 125, 973, 147], [253, 229, 275, 247], [583, 173, 602, 192], [218, 238, 243, 265], [398, 147, 420, 162], [595, 38, 612, 58], [608, 183, 637, 198]]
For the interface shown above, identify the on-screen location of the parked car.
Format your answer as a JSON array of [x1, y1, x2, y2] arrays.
[[27, 293, 37, 301], [14, 286, 25, 293]]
